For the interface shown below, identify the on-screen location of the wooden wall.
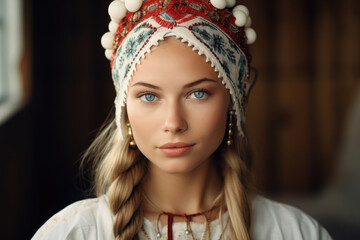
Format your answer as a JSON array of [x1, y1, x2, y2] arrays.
[[243, 0, 360, 193]]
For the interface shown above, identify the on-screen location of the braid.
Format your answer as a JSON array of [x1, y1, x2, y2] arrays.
[[107, 143, 146, 240], [220, 128, 251, 239], [83, 119, 147, 239], [223, 149, 251, 239]]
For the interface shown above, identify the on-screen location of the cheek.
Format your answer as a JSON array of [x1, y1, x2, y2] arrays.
[[195, 101, 229, 141], [207, 110, 227, 137], [126, 103, 160, 148], [128, 110, 151, 138]]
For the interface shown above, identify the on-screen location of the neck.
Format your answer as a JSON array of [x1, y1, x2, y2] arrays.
[[142, 158, 223, 216]]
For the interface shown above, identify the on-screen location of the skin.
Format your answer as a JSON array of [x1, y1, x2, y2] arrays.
[[126, 37, 231, 222]]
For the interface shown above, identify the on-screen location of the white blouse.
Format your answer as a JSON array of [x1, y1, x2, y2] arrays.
[[32, 195, 333, 240]]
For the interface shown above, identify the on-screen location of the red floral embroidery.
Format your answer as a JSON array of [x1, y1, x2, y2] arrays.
[[111, 0, 250, 67]]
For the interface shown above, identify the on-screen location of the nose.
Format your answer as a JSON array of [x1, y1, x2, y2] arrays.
[[162, 101, 188, 134]]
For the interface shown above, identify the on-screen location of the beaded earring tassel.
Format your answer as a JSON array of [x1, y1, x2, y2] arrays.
[[227, 111, 235, 146]]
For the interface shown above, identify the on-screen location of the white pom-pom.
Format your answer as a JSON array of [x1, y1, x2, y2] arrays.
[[101, 32, 115, 49], [245, 28, 257, 44], [233, 5, 249, 17], [225, 0, 236, 8], [245, 16, 252, 27], [210, 0, 227, 9], [233, 11, 247, 27], [108, 1, 127, 23], [105, 49, 114, 60], [109, 21, 119, 33], [125, 0, 142, 12]]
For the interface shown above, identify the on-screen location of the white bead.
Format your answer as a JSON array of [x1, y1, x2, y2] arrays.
[[210, 0, 227, 10], [156, 232, 161, 238], [125, 0, 142, 12], [245, 16, 252, 27], [109, 21, 119, 33], [233, 5, 249, 17], [105, 49, 113, 60], [233, 11, 247, 27], [101, 32, 115, 49], [245, 28, 257, 44], [108, 1, 127, 23], [185, 229, 190, 235], [226, 0, 236, 8]]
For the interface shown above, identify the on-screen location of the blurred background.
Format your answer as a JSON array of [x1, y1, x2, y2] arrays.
[[0, 0, 358, 239]]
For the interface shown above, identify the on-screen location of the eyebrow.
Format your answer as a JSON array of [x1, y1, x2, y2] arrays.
[[131, 82, 161, 90], [131, 78, 219, 89]]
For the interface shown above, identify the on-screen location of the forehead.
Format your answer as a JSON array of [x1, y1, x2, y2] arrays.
[[131, 37, 221, 84]]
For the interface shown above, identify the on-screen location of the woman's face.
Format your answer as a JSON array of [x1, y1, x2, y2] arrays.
[[126, 37, 230, 174]]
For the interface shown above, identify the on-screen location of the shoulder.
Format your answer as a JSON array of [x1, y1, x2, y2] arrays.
[[250, 195, 333, 240], [32, 196, 114, 240]]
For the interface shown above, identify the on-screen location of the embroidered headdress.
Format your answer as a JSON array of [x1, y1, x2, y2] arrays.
[[101, 0, 257, 139]]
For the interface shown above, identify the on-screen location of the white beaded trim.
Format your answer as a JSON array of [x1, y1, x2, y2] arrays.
[[101, 0, 257, 60], [232, 5, 257, 44], [101, 0, 144, 60]]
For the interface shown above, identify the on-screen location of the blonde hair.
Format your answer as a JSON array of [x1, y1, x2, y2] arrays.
[[83, 110, 252, 239], [220, 126, 252, 239], [83, 117, 146, 240]]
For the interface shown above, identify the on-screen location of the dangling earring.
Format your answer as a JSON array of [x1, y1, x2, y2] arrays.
[[227, 111, 235, 147], [127, 123, 136, 148]]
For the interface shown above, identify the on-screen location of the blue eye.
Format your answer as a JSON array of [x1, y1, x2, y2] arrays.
[[140, 94, 158, 102], [189, 90, 207, 99]]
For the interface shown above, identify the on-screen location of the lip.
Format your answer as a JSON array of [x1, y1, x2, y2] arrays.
[[158, 142, 195, 157]]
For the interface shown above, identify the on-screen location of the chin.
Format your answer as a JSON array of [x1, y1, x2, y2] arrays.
[[153, 158, 208, 175], [161, 166, 196, 174]]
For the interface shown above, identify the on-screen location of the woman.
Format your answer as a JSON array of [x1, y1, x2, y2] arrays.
[[32, 0, 332, 239]]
